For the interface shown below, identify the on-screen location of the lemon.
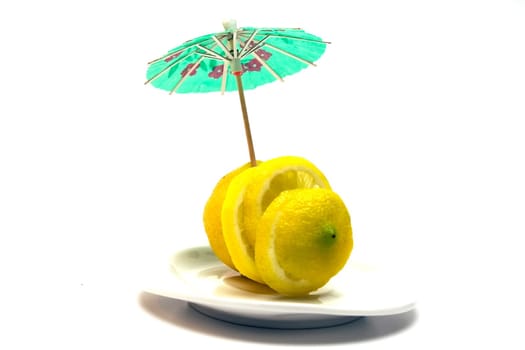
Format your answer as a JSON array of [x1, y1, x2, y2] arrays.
[[203, 162, 254, 270], [255, 188, 353, 296], [221, 166, 263, 282], [221, 156, 331, 284]]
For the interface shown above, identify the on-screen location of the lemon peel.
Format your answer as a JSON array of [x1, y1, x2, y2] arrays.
[[255, 188, 353, 296]]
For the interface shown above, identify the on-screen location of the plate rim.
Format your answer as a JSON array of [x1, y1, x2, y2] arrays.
[[143, 246, 417, 317]]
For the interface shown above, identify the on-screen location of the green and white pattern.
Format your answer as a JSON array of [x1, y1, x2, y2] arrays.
[[146, 23, 328, 94]]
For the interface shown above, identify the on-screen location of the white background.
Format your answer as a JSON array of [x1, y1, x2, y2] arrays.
[[1, 0, 524, 349]]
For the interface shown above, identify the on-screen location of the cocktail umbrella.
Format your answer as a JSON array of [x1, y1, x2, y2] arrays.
[[145, 20, 329, 166]]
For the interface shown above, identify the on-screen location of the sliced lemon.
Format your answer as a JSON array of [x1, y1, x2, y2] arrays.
[[203, 162, 255, 270], [221, 166, 263, 282], [255, 188, 353, 296], [221, 156, 331, 283]]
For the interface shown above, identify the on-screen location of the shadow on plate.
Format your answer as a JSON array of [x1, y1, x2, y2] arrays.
[[138, 292, 418, 344]]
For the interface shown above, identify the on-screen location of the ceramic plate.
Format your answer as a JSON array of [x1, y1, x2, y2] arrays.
[[144, 246, 416, 329]]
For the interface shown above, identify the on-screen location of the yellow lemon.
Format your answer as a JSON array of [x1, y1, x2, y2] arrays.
[[255, 188, 353, 296], [221, 156, 331, 284], [221, 166, 263, 282], [203, 162, 254, 270]]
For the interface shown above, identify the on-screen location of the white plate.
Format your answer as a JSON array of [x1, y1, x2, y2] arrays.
[[144, 246, 416, 329]]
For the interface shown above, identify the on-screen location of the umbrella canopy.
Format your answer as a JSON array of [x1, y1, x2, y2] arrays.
[[145, 20, 329, 165]]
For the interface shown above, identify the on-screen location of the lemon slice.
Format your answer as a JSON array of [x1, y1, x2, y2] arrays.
[[203, 162, 253, 270], [221, 166, 263, 282], [256, 188, 353, 296], [221, 156, 331, 284]]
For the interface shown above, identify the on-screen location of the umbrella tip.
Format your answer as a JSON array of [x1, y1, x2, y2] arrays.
[[222, 19, 237, 31]]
